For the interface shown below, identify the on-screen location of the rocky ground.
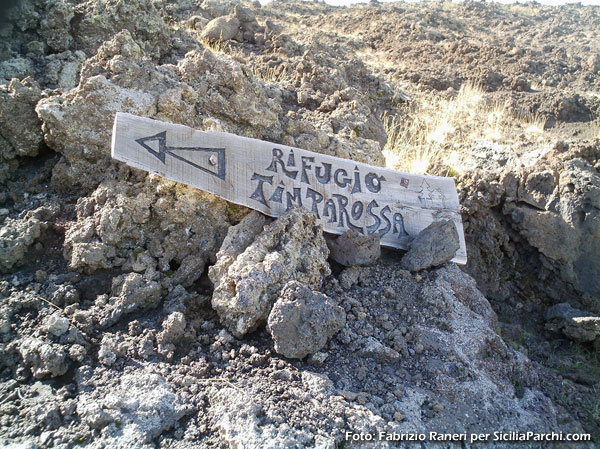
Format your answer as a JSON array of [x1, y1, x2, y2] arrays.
[[0, 0, 599, 448]]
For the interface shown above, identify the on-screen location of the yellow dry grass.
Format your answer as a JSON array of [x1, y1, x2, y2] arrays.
[[516, 110, 546, 135], [383, 81, 484, 175], [592, 119, 600, 140], [508, 3, 540, 18], [199, 35, 294, 86], [383, 81, 547, 176], [199, 37, 245, 60], [251, 66, 293, 85]]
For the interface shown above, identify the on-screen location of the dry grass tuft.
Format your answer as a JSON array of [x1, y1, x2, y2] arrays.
[[199, 37, 245, 60], [199, 37, 228, 54], [383, 81, 484, 175], [509, 3, 540, 18], [251, 66, 293, 85], [517, 110, 546, 135], [592, 119, 600, 140], [383, 81, 548, 176]]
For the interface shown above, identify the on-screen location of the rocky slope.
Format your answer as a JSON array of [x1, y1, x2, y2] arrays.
[[0, 0, 599, 447]]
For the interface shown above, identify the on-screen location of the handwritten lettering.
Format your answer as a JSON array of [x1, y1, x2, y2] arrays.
[[300, 156, 314, 184], [286, 187, 302, 210], [266, 148, 298, 179], [250, 173, 273, 207], [112, 112, 465, 264], [306, 188, 323, 217], [316, 163, 332, 184], [249, 147, 411, 240], [324, 199, 336, 223], [365, 172, 386, 193], [379, 205, 392, 238], [366, 200, 381, 235]]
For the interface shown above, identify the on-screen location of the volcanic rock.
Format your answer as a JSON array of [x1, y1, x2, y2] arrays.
[[401, 219, 460, 271], [267, 281, 346, 359], [201, 16, 241, 42], [545, 303, 600, 342], [0, 78, 42, 183], [208, 211, 269, 284], [0, 216, 42, 272], [211, 208, 330, 338], [19, 337, 70, 379], [326, 229, 381, 266]]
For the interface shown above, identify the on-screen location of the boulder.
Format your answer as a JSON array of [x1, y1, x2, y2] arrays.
[[200, 16, 241, 42], [267, 281, 346, 359], [401, 219, 459, 271], [19, 338, 70, 379], [545, 303, 600, 342], [234, 5, 257, 24], [508, 158, 600, 303], [211, 208, 331, 338], [208, 211, 269, 283], [0, 78, 43, 183], [326, 230, 380, 266], [0, 216, 42, 272], [459, 143, 600, 309]]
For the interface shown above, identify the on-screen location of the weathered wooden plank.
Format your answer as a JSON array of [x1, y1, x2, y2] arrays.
[[111, 112, 467, 263]]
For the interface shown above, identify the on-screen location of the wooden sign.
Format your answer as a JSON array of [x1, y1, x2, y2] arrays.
[[111, 113, 467, 263]]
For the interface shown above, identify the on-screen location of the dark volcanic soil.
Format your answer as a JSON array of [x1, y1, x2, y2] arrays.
[[0, 0, 599, 448]]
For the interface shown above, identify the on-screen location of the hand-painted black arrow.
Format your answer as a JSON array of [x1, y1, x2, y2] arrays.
[[135, 131, 226, 180]]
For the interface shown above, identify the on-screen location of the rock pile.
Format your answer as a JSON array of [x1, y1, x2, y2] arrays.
[[0, 0, 598, 446], [209, 207, 330, 339]]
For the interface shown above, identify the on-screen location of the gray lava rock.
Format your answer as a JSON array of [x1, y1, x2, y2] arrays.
[[326, 230, 381, 266], [208, 211, 268, 283], [37, 30, 279, 192], [98, 336, 118, 367], [79, 401, 113, 430], [0, 216, 42, 272], [77, 370, 188, 444], [461, 144, 600, 308], [510, 158, 600, 303], [211, 208, 331, 338], [209, 386, 320, 448], [201, 15, 241, 42], [157, 311, 187, 359], [158, 312, 186, 346], [63, 176, 230, 281], [0, 78, 43, 183], [70, 0, 170, 58], [401, 219, 459, 271], [267, 281, 346, 359], [72, 272, 161, 332], [234, 5, 257, 24], [545, 303, 600, 342], [358, 336, 400, 363], [19, 338, 70, 379], [42, 313, 70, 337]]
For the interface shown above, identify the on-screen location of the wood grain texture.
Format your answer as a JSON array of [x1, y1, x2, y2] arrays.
[[111, 112, 467, 263]]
